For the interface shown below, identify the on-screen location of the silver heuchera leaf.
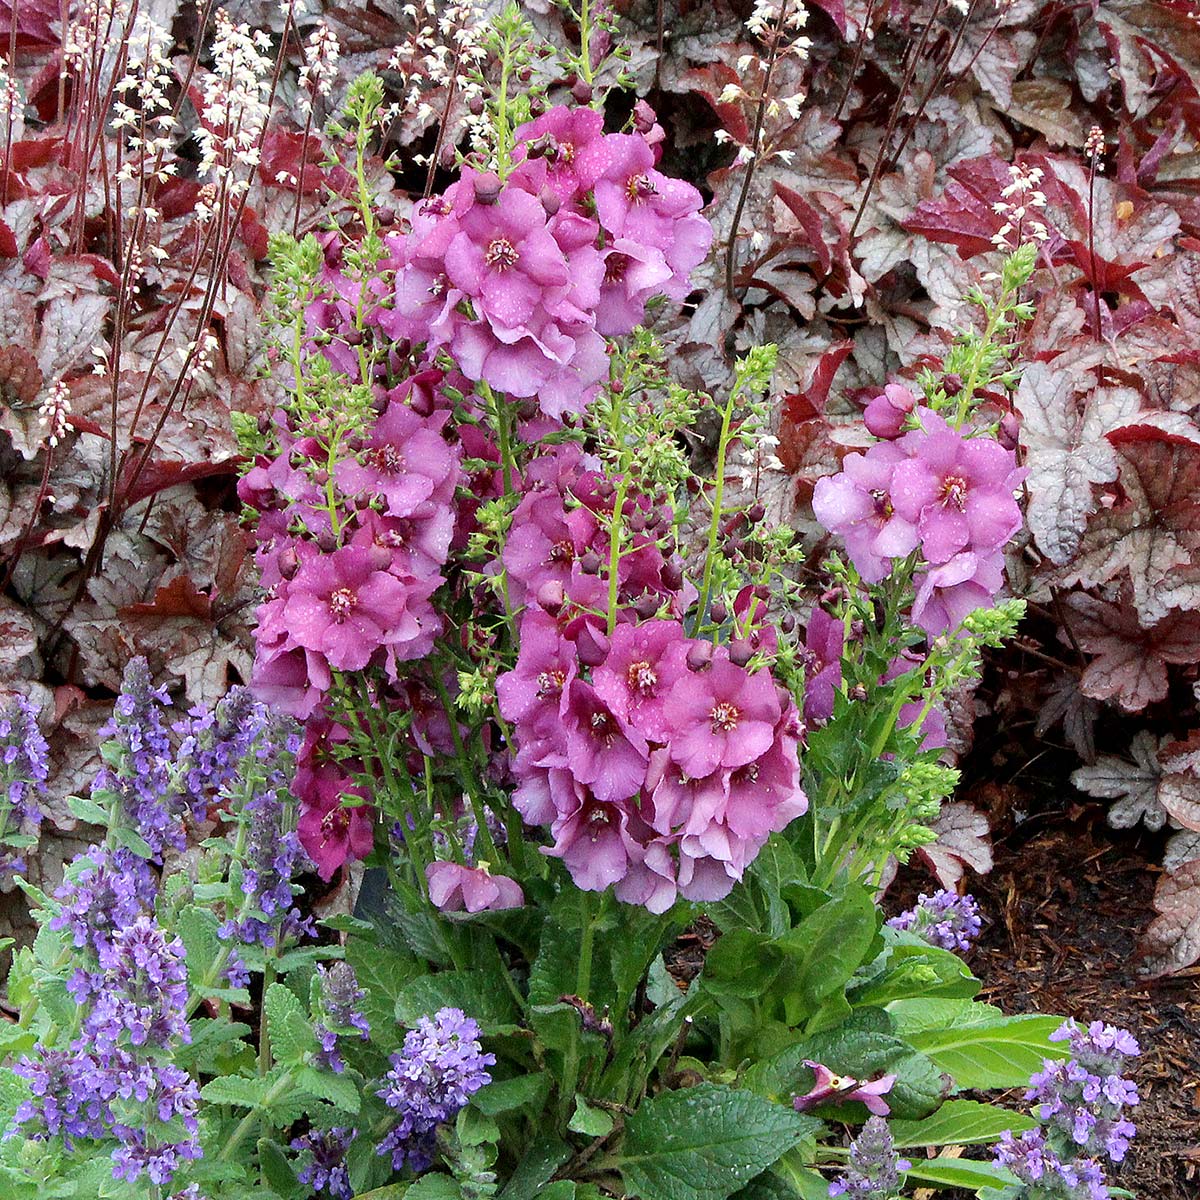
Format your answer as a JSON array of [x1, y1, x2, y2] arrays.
[[917, 802, 993, 889], [1070, 730, 1168, 832], [1014, 362, 1137, 565], [1140, 859, 1200, 977], [1164, 831, 1200, 875]]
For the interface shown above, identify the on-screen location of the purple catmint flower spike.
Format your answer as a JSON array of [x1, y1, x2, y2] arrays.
[[292, 1126, 357, 1199], [1026, 1020, 1140, 1164], [91, 657, 183, 856], [314, 962, 370, 1073], [0, 693, 48, 872], [829, 1116, 911, 1198], [887, 890, 982, 953], [993, 1128, 1110, 1200], [377, 1007, 495, 1173], [50, 843, 158, 956]]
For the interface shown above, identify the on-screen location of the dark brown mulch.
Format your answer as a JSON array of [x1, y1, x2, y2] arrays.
[[966, 812, 1200, 1200]]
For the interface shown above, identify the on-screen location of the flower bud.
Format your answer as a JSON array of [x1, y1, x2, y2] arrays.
[[728, 639, 754, 667], [998, 411, 1020, 451], [571, 78, 593, 104], [536, 580, 564, 614], [709, 600, 728, 624], [277, 545, 300, 580], [633, 99, 657, 134], [686, 640, 714, 671], [367, 543, 393, 572], [316, 531, 338, 553], [943, 373, 963, 397], [780, 613, 796, 634], [580, 550, 602, 575], [575, 623, 610, 667], [539, 187, 561, 216], [634, 593, 659, 619], [850, 683, 868, 701], [660, 559, 683, 591], [747, 501, 766, 523], [863, 383, 917, 440], [407, 385, 435, 418], [472, 172, 503, 205]]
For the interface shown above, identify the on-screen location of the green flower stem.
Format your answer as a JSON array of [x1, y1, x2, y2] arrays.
[[558, 889, 598, 1126], [606, 479, 630, 636], [430, 670, 502, 868], [698, 385, 741, 623], [215, 1066, 298, 1164]]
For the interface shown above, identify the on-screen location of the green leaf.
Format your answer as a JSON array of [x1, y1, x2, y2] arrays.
[[497, 1134, 571, 1200], [297, 1064, 362, 1114], [887, 998, 1005, 1036], [396, 971, 517, 1033], [346, 937, 419, 1053], [258, 1137, 304, 1199], [776, 887, 879, 1027], [201, 1073, 273, 1108], [265, 982, 318, 1065], [850, 941, 980, 1007], [472, 1072, 552, 1116], [888, 1100, 1037, 1148], [66, 794, 109, 826], [456, 1106, 501, 1147], [700, 931, 782, 1000], [110, 824, 155, 859], [906, 1016, 1067, 1090], [176, 905, 223, 994], [901, 1156, 1019, 1190], [618, 1084, 815, 1200], [569, 1095, 615, 1137], [405, 1176, 464, 1200]]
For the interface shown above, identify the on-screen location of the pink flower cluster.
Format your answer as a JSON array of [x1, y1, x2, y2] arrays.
[[239, 374, 464, 875], [497, 479, 807, 910], [243, 383, 461, 721], [241, 105, 722, 899], [812, 405, 1024, 635], [383, 108, 711, 419]]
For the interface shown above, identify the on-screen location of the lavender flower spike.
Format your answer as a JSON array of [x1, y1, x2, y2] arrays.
[[829, 1116, 910, 1198], [887, 890, 982, 953], [377, 1007, 495, 1173]]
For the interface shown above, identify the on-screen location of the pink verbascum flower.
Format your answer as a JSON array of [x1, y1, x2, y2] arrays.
[[661, 652, 782, 778], [812, 442, 919, 584], [802, 608, 844, 724], [890, 408, 1025, 565], [425, 862, 524, 913], [792, 1061, 897, 1117], [280, 545, 436, 673]]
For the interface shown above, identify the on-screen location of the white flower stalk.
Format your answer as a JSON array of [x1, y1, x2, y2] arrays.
[[0, 54, 23, 141], [721, 0, 812, 173], [113, 16, 176, 189], [297, 22, 340, 117], [991, 163, 1050, 249], [38, 382, 72, 449], [387, 0, 488, 161], [196, 9, 274, 221]]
